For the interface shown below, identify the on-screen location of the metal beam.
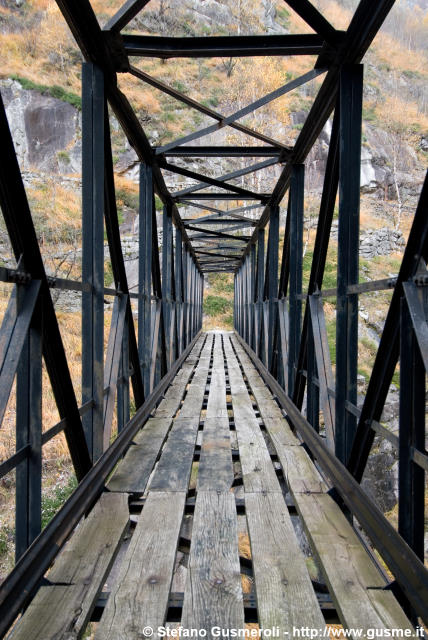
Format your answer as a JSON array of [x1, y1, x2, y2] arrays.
[[123, 33, 325, 58], [160, 160, 265, 199], [288, 165, 304, 396], [158, 146, 284, 158], [130, 66, 287, 150], [176, 193, 269, 201], [335, 64, 363, 466], [284, 0, 341, 45], [157, 68, 325, 154], [82, 62, 105, 463], [173, 158, 279, 197], [104, 0, 151, 32], [0, 92, 92, 480], [347, 170, 428, 481], [238, 0, 397, 267]]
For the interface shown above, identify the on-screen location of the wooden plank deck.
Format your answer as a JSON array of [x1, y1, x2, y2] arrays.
[[10, 332, 414, 640]]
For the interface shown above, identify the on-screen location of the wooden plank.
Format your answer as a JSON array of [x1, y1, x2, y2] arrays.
[[231, 337, 328, 493], [197, 336, 233, 490], [274, 443, 328, 494], [94, 492, 186, 640], [246, 492, 324, 631], [181, 491, 244, 634], [231, 336, 412, 631], [178, 387, 206, 418], [295, 493, 413, 632], [155, 336, 210, 417], [107, 417, 172, 492], [12, 493, 129, 640], [223, 337, 280, 492], [260, 416, 301, 447], [149, 417, 200, 491], [197, 417, 233, 491]]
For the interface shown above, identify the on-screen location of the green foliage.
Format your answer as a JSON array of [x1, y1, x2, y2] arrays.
[[57, 150, 70, 164], [41, 475, 77, 529], [10, 75, 82, 110], [324, 317, 336, 365], [302, 246, 337, 292], [155, 195, 164, 211], [116, 187, 139, 212], [276, 6, 290, 28], [104, 260, 114, 287], [204, 294, 232, 317], [0, 525, 13, 558], [362, 105, 377, 122], [211, 273, 234, 295]]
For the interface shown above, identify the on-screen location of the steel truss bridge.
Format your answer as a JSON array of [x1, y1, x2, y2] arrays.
[[0, 0, 427, 637]]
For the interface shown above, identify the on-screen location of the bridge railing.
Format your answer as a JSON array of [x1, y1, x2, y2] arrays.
[[0, 63, 203, 580], [233, 63, 428, 622]]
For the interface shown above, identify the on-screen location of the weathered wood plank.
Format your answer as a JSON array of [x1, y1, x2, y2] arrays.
[[275, 443, 328, 494], [245, 492, 324, 631], [94, 492, 186, 640], [197, 417, 233, 491], [149, 417, 200, 491], [182, 491, 245, 636], [231, 337, 328, 493], [178, 388, 206, 418], [223, 336, 280, 492], [12, 493, 129, 640], [107, 418, 172, 492], [295, 493, 413, 632], [153, 335, 207, 416], [231, 335, 412, 632]]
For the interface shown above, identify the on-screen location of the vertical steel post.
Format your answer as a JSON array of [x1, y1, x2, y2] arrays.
[[250, 243, 256, 352], [117, 312, 130, 434], [162, 204, 173, 369], [175, 228, 183, 355], [288, 165, 304, 397], [255, 229, 265, 358], [82, 62, 104, 462], [15, 295, 42, 561], [335, 64, 363, 464], [182, 247, 189, 347], [306, 312, 320, 432], [138, 163, 153, 399], [267, 205, 279, 373], [399, 296, 425, 561]]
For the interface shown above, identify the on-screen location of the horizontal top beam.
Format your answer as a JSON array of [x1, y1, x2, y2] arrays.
[[184, 218, 256, 226], [176, 193, 269, 201], [122, 34, 325, 58], [158, 146, 285, 158]]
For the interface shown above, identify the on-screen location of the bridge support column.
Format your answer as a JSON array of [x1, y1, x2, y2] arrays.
[[175, 228, 184, 355], [250, 243, 256, 353], [267, 205, 279, 374], [399, 293, 425, 562], [335, 64, 363, 465], [255, 229, 265, 361], [288, 165, 304, 397], [82, 62, 105, 462], [15, 294, 42, 560], [162, 203, 173, 370], [138, 164, 153, 399]]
